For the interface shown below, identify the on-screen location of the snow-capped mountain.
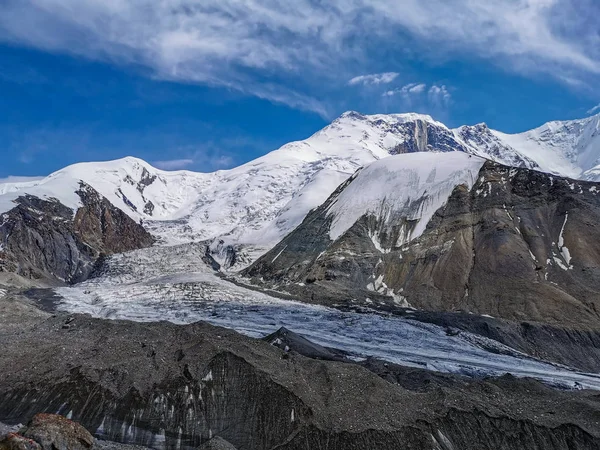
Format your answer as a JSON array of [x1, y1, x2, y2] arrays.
[[2, 110, 600, 256], [0, 112, 463, 248], [490, 114, 600, 180], [244, 153, 600, 332], [326, 152, 485, 243]]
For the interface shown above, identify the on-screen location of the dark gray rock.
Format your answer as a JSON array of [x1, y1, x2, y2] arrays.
[[0, 182, 154, 284], [21, 414, 93, 450], [263, 327, 347, 361], [198, 437, 237, 450], [0, 424, 23, 440], [0, 300, 599, 450]]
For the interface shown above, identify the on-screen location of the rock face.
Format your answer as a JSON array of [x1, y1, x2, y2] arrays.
[[198, 437, 237, 450], [0, 304, 599, 450], [0, 183, 154, 284], [245, 161, 600, 328], [21, 414, 94, 450], [244, 159, 600, 370], [262, 327, 347, 362]]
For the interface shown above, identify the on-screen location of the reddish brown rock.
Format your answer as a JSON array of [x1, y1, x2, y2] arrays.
[[0, 433, 41, 450], [0, 182, 154, 284], [22, 414, 93, 450]]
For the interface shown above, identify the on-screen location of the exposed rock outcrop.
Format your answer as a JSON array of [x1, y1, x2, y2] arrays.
[[0, 433, 41, 450], [0, 183, 154, 284], [263, 327, 347, 361], [245, 161, 600, 328], [198, 437, 237, 450], [21, 414, 94, 450]]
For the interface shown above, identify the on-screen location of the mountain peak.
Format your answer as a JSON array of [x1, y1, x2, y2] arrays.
[[338, 110, 366, 120], [369, 112, 438, 124], [336, 110, 440, 126]]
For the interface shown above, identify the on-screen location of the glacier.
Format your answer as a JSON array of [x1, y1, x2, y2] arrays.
[[326, 152, 485, 242], [53, 243, 600, 391]]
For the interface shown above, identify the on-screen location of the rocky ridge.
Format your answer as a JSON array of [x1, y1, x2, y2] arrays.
[[0, 182, 154, 284]]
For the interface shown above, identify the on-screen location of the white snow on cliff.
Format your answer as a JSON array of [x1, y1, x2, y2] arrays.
[[327, 152, 485, 242], [0, 112, 445, 246]]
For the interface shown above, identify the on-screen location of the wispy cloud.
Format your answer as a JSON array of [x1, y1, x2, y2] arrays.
[[587, 103, 600, 115], [0, 1, 598, 114], [157, 134, 273, 172], [382, 83, 427, 97], [153, 155, 233, 171], [349, 72, 399, 86], [428, 84, 452, 107], [380, 82, 451, 115]]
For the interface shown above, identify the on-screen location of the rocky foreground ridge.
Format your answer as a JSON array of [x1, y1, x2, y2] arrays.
[[0, 296, 599, 450]]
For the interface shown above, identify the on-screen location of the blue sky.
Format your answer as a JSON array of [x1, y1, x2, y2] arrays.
[[1, 0, 600, 178]]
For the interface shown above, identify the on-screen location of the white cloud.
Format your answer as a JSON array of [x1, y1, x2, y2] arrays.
[[152, 159, 194, 170], [587, 103, 600, 115], [349, 72, 399, 86], [0, 0, 598, 114], [153, 155, 233, 171], [381, 82, 451, 112], [428, 84, 452, 106], [383, 83, 427, 97]]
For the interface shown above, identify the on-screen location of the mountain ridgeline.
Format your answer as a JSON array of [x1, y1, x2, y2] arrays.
[[243, 152, 600, 371], [3, 111, 600, 252], [3, 112, 600, 450]]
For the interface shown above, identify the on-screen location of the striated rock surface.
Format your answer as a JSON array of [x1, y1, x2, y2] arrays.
[[0, 183, 154, 285], [0, 300, 599, 450]]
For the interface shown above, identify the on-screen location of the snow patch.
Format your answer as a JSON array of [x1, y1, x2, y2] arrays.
[[557, 214, 573, 268], [271, 245, 288, 264], [368, 230, 389, 253], [553, 256, 570, 271]]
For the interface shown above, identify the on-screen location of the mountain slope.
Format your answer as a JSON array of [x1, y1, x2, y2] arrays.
[[0, 183, 153, 284], [244, 154, 600, 331], [490, 114, 600, 180]]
